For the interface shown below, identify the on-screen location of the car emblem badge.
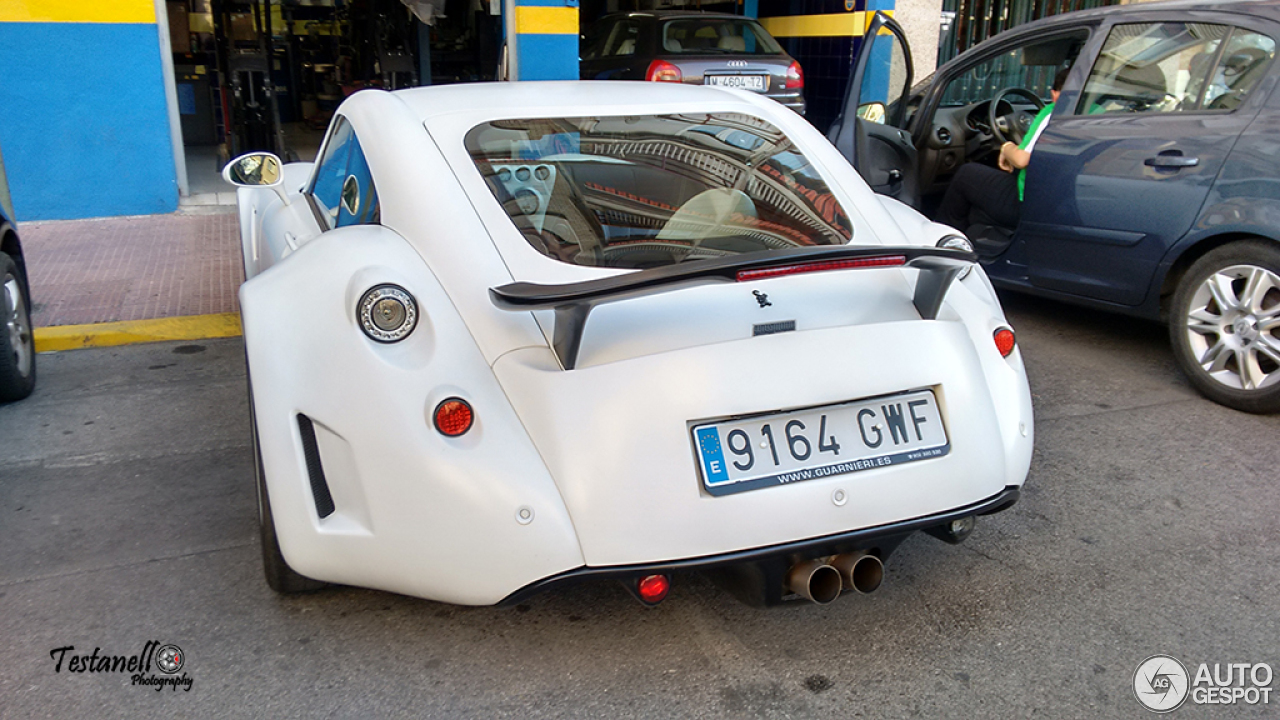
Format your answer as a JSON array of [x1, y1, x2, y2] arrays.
[[1234, 317, 1257, 341], [753, 290, 772, 308], [728, 61, 748, 68]]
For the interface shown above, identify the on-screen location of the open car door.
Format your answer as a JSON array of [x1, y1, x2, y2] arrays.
[[828, 12, 918, 206]]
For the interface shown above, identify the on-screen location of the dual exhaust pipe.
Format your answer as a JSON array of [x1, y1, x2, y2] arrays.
[[784, 516, 978, 604], [786, 551, 883, 605]]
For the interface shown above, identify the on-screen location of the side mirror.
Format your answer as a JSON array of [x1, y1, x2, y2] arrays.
[[222, 152, 291, 206], [223, 152, 283, 187], [856, 102, 886, 124]]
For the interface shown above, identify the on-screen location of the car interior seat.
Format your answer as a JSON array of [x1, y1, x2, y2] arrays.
[[1080, 57, 1167, 112], [1114, 62, 1168, 109], [1182, 51, 1215, 108], [689, 27, 716, 51], [1209, 47, 1272, 109], [717, 36, 746, 52], [540, 168, 606, 265], [656, 188, 757, 246], [616, 38, 635, 56]]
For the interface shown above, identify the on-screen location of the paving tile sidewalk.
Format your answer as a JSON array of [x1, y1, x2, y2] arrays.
[[19, 208, 243, 328]]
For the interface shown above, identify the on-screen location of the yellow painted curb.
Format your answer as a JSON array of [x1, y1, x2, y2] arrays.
[[34, 313, 242, 352]]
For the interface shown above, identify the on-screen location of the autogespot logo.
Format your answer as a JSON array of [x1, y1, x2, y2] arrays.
[[1134, 655, 1190, 713]]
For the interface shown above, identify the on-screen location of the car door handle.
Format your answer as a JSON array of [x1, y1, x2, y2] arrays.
[[1144, 155, 1199, 168]]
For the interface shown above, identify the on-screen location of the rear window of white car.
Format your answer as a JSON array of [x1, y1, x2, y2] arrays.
[[465, 113, 853, 269]]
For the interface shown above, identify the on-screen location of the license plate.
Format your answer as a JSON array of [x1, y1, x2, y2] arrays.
[[692, 390, 949, 496], [705, 74, 767, 92]]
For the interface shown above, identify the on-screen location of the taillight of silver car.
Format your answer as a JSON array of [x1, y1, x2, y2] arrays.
[[646, 59, 682, 83], [785, 61, 803, 90]]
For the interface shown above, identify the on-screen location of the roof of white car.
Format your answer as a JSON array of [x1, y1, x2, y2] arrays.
[[392, 81, 757, 123]]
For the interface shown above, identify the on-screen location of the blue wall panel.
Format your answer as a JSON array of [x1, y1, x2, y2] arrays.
[[518, 34, 580, 81], [0, 22, 178, 220]]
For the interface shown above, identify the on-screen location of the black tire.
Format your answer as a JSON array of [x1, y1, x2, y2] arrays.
[[0, 252, 36, 403], [248, 375, 327, 593], [1168, 240, 1280, 413]]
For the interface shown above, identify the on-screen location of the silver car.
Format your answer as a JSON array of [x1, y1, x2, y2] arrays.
[[580, 12, 805, 115]]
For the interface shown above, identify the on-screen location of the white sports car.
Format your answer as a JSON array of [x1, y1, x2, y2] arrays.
[[224, 81, 1033, 607]]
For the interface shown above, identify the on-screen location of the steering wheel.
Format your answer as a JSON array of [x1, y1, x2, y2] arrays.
[[988, 87, 1046, 145]]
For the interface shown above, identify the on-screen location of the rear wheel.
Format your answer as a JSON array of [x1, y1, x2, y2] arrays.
[[1169, 240, 1280, 413], [249, 375, 327, 593], [0, 252, 36, 402]]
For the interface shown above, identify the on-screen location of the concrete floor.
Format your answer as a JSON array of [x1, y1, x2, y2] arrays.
[[1, 294, 1277, 717]]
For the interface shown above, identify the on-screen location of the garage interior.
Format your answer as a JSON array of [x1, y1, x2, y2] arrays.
[[159, 0, 1134, 201], [170, 0, 751, 197], [171, 0, 495, 196]]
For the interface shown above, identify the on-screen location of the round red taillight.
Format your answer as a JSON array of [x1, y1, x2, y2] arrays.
[[637, 574, 671, 604], [785, 61, 804, 90], [646, 59, 682, 83], [994, 327, 1016, 358], [433, 398, 474, 436]]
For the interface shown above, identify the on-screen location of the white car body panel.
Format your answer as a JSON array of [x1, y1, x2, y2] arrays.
[[494, 316, 1020, 566], [241, 227, 584, 605], [235, 162, 319, 279], [232, 81, 1033, 606]]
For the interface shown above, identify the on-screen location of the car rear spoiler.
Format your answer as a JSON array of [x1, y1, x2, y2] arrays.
[[490, 245, 976, 370]]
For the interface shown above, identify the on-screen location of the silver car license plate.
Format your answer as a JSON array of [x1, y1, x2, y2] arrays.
[[705, 74, 767, 92], [692, 390, 949, 496]]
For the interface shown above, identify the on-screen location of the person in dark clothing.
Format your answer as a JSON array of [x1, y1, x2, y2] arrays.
[[936, 67, 1069, 234]]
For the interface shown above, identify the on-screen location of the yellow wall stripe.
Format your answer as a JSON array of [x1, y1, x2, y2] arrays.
[[760, 12, 862, 39], [516, 6, 578, 35], [760, 10, 894, 38], [35, 313, 242, 352], [0, 0, 156, 24]]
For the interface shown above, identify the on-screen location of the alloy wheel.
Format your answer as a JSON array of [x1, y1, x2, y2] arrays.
[[1183, 264, 1280, 392], [3, 272, 32, 379]]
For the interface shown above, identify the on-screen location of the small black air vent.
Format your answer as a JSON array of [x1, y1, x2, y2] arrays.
[[936, 127, 952, 145], [753, 320, 796, 337], [296, 414, 336, 519]]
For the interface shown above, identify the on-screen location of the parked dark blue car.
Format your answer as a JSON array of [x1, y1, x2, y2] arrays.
[[831, 1, 1280, 413], [1, 200, 35, 402]]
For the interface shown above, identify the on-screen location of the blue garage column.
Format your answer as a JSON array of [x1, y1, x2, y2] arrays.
[[515, 0, 579, 81], [0, 1, 178, 220], [862, 0, 897, 106]]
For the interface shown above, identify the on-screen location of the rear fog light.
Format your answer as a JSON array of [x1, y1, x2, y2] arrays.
[[637, 574, 671, 605], [434, 397, 474, 436], [994, 327, 1016, 358]]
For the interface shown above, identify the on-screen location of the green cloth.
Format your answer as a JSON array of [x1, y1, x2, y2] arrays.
[[1017, 102, 1054, 202]]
